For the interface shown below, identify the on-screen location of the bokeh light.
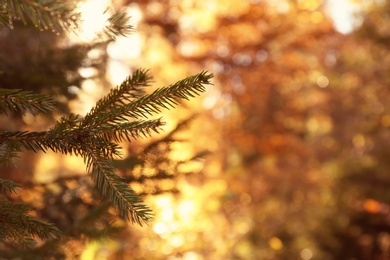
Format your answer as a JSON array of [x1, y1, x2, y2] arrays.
[[8, 0, 390, 259]]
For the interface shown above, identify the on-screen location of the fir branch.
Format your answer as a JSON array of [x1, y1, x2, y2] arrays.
[[0, 178, 21, 195], [94, 119, 165, 143], [0, 0, 80, 32], [0, 88, 56, 115], [87, 154, 153, 225], [103, 10, 134, 39], [0, 125, 120, 159], [0, 131, 52, 154], [83, 70, 213, 130], [123, 71, 212, 119], [0, 141, 21, 166], [0, 118, 162, 159], [0, 199, 61, 248], [0, 69, 213, 230], [83, 68, 152, 128]]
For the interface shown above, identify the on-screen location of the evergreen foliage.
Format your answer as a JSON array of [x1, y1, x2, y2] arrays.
[[0, 0, 213, 251], [0, 0, 133, 39], [0, 197, 61, 248], [0, 88, 56, 115], [0, 179, 60, 249], [0, 0, 80, 32], [0, 68, 212, 246]]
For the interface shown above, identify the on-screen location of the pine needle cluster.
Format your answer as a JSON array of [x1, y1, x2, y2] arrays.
[[0, 0, 213, 250], [0, 179, 61, 248], [0, 0, 134, 39], [0, 69, 213, 247], [0, 0, 80, 31]]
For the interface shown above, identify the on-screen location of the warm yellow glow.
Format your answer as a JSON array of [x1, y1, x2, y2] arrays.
[[155, 195, 173, 208], [205, 0, 250, 16], [298, 0, 321, 11], [306, 115, 333, 134], [78, 67, 98, 78], [145, 36, 173, 65], [106, 59, 131, 86], [178, 39, 207, 57], [326, 0, 361, 33], [353, 134, 366, 148], [153, 222, 170, 235], [75, 0, 110, 42], [80, 239, 119, 260], [69, 79, 105, 115], [182, 251, 202, 260], [107, 34, 143, 60], [179, 9, 217, 33], [301, 248, 314, 260], [34, 153, 58, 183], [266, 0, 290, 13], [311, 11, 324, 24], [34, 153, 85, 183], [269, 237, 284, 251], [125, 4, 144, 27], [235, 240, 252, 258], [317, 75, 329, 88], [178, 199, 196, 221]]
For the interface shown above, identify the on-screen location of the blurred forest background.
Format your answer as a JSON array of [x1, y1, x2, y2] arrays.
[[2, 0, 390, 259]]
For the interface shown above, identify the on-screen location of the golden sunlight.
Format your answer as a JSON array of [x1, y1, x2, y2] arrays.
[[74, 0, 110, 42], [26, 0, 387, 259]]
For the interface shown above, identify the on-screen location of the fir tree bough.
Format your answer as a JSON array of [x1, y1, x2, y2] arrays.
[[0, 0, 134, 39], [0, 0, 80, 31], [0, 68, 213, 244], [0, 0, 213, 250]]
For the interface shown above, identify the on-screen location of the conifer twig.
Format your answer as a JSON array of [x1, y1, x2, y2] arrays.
[[82, 70, 213, 130], [0, 178, 21, 195], [103, 10, 134, 39], [0, 0, 80, 32], [0, 88, 56, 115], [86, 152, 153, 225], [0, 199, 61, 248], [0, 68, 213, 228]]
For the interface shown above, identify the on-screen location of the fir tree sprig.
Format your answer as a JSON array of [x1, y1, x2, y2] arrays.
[[117, 70, 212, 119], [0, 0, 80, 32], [82, 68, 152, 128], [0, 198, 61, 248], [0, 178, 21, 195], [86, 153, 153, 225], [0, 129, 119, 160], [94, 119, 165, 143], [0, 1, 134, 38], [82, 69, 213, 130], [0, 0, 213, 253], [0, 88, 56, 115], [0, 141, 21, 166], [0, 69, 213, 226], [103, 10, 134, 39], [0, 119, 163, 159]]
